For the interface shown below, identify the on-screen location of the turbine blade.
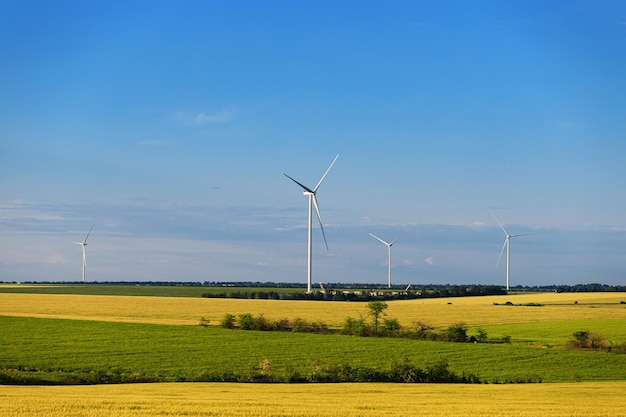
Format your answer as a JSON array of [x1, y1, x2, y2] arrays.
[[83, 225, 93, 244], [313, 154, 339, 192], [491, 211, 508, 235], [284, 173, 314, 193], [496, 238, 507, 266], [390, 231, 408, 246], [312, 195, 328, 250], [369, 233, 390, 246], [510, 233, 534, 238]]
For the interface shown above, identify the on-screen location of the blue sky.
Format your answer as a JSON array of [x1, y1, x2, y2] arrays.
[[1, 0, 625, 286]]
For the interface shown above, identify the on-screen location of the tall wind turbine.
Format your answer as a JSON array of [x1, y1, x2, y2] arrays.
[[72, 226, 93, 283], [493, 214, 531, 291], [284, 154, 339, 293], [369, 232, 404, 288]]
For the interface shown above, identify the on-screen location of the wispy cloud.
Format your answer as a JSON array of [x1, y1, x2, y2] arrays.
[[194, 109, 234, 125], [171, 109, 236, 126]]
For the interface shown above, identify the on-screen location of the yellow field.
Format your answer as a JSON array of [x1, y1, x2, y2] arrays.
[[1, 292, 624, 328], [1, 382, 626, 417]]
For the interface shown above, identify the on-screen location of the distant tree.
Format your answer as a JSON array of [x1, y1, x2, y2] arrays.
[[367, 301, 388, 335]]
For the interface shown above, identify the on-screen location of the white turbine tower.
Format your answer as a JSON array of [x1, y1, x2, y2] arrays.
[[369, 232, 404, 288], [493, 214, 531, 291], [284, 154, 339, 293], [72, 226, 93, 283]]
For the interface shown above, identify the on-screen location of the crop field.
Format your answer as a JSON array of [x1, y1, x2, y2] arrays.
[[1, 291, 625, 330], [2, 382, 626, 417], [2, 314, 625, 383], [1, 288, 625, 416]]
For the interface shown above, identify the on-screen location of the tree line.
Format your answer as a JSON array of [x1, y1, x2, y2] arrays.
[[201, 285, 507, 301], [208, 301, 506, 343]]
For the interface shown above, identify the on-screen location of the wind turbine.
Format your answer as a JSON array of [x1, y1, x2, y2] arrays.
[[492, 214, 531, 290], [72, 226, 93, 283], [369, 232, 405, 288], [284, 154, 339, 293]]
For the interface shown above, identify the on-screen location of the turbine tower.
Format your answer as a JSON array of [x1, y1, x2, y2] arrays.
[[493, 214, 530, 291], [72, 226, 92, 283], [284, 154, 339, 293], [369, 232, 404, 288]]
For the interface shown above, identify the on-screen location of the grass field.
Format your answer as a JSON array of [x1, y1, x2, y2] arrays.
[[2, 315, 625, 383], [2, 382, 626, 417]]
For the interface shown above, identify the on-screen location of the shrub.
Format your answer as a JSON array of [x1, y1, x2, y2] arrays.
[[252, 314, 271, 331], [389, 357, 425, 383], [237, 313, 255, 330], [245, 359, 274, 382], [475, 327, 488, 342], [382, 318, 401, 337], [342, 316, 369, 336], [425, 358, 456, 382], [220, 313, 236, 329], [566, 330, 608, 351], [609, 342, 626, 354], [413, 321, 434, 339], [309, 321, 329, 334], [504, 373, 543, 383], [445, 323, 468, 342], [273, 318, 291, 331]]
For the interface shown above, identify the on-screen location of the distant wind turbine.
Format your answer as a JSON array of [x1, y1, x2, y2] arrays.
[[369, 232, 405, 288], [72, 226, 93, 283], [284, 154, 339, 293], [492, 214, 531, 290]]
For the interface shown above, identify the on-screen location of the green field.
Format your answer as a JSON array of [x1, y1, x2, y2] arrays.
[[1, 314, 625, 384]]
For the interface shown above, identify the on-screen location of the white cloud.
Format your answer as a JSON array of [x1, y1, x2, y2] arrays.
[[170, 109, 236, 127], [194, 109, 234, 125]]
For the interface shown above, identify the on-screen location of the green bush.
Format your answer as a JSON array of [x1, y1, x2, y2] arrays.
[[220, 313, 236, 329], [445, 323, 468, 342], [237, 313, 254, 330], [382, 318, 401, 337], [566, 330, 608, 351], [342, 316, 369, 336]]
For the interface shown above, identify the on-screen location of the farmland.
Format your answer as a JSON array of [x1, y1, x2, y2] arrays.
[[2, 382, 626, 417], [1, 286, 625, 416]]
